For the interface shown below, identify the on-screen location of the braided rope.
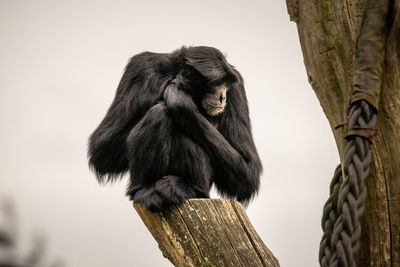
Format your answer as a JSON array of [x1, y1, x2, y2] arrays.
[[319, 100, 377, 267], [319, 165, 343, 266]]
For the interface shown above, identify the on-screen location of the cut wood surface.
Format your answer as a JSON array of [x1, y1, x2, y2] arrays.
[[134, 199, 279, 267]]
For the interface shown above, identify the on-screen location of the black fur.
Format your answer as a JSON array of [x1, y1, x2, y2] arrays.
[[88, 46, 262, 212]]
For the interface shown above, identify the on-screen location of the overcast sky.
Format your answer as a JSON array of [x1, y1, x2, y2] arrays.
[[0, 1, 340, 266]]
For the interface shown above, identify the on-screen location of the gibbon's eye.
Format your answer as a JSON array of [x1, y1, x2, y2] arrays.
[[220, 94, 223, 103]]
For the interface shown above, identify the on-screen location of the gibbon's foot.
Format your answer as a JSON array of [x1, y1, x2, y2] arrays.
[[130, 175, 198, 212], [130, 185, 165, 212], [155, 175, 198, 204]]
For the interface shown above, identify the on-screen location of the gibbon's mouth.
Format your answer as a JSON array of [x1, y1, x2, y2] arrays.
[[202, 102, 226, 116]]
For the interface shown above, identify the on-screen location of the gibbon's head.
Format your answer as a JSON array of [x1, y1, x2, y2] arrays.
[[181, 46, 239, 116]]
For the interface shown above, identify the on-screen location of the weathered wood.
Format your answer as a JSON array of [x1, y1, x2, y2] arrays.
[[286, 0, 400, 265], [134, 199, 279, 267]]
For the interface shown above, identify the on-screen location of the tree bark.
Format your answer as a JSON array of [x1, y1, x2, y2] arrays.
[[286, 0, 400, 265], [134, 199, 279, 267]]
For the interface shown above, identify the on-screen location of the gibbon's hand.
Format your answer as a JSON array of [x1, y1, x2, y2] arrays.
[[163, 80, 198, 112], [163, 80, 202, 130]]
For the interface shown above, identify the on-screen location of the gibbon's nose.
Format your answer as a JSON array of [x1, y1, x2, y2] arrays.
[[219, 94, 226, 103]]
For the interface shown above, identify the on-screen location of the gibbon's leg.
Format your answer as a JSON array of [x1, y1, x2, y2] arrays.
[[126, 103, 212, 212]]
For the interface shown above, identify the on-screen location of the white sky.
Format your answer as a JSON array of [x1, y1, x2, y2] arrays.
[[0, 1, 340, 266]]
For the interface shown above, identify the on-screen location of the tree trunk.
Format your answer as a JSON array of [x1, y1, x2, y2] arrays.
[[134, 199, 279, 267], [286, 0, 400, 265]]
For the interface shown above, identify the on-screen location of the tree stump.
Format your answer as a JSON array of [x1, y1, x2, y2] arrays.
[[134, 199, 279, 267], [286, 0, 400, 265]]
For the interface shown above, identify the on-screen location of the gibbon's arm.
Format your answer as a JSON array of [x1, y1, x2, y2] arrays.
[[213, 71, 262, 201], [88, 52, 170, 182], [164, 80, 262, 203]]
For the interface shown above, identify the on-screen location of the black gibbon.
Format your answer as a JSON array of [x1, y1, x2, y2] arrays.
[[88, 46, 262, 212]]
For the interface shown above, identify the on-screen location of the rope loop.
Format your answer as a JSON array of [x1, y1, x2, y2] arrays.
[[319, 0, 389, 265], [319, 101, 376, 267]]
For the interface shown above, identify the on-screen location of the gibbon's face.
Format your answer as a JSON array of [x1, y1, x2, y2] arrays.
[[201, 83, 228, 116]]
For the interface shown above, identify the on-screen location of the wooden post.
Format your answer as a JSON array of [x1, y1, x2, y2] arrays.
[[134, 199, 279, 267]]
